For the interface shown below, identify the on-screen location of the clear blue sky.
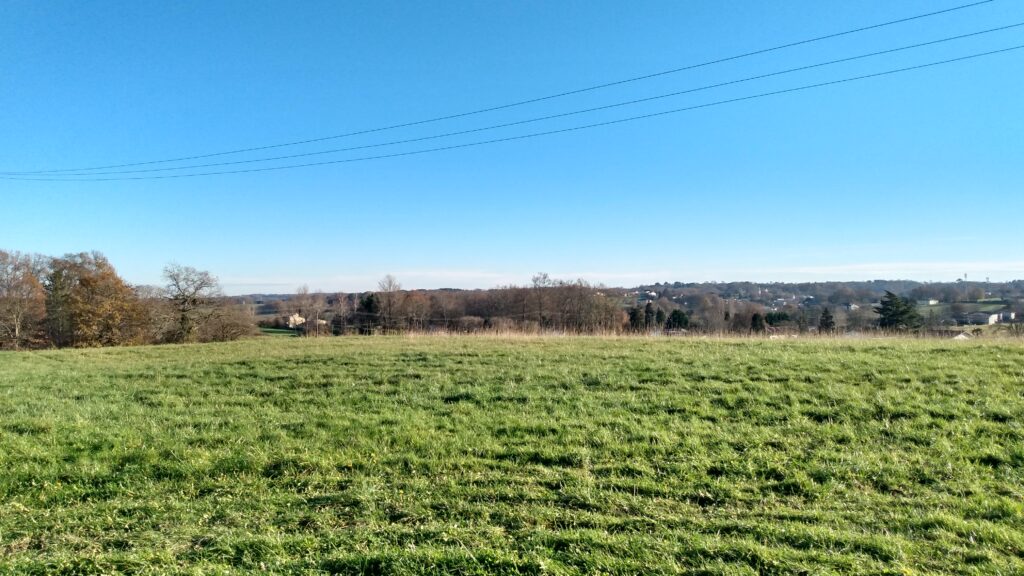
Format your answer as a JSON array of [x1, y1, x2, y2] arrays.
[[2, 0, 1022, 294]]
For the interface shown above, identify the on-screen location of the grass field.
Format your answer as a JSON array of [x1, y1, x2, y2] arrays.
[[1, 336, 1023, 574], [260, 328, 299, 337]]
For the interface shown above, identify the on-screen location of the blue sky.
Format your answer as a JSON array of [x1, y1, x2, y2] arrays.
[[1, 0, 1022, 294]]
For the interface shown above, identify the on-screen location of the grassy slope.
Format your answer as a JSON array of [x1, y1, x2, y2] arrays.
[[1, 336, 1023, 575]]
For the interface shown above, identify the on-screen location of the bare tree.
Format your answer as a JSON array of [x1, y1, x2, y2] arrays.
[[292, 285, 327, 337], [198, 302, 259, 342], [404, 291, 431, 331], [135, 284, 176, 344], [696, 294, 728, 333], [430, 291, 463, 330], [291, 285, 312, 316], [728, 301, 763, 333], [0, 250, 45, 349], [377, 274, 403, 331], [532, 272, 551, 327], [164, 264, 221, 343], [325, 293, 353, 335]]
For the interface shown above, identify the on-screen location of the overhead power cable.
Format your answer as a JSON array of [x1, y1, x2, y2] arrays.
[[4, 44, 1020, 182], [16, 22, 1021, 177], [0, 0, 997, 175]]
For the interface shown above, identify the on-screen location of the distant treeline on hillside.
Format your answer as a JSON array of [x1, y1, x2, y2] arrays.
[[3, 249, 1022, 350], [256, 275, 1024, 337]]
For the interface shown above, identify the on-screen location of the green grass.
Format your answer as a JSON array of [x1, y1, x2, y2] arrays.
[[916, 303, 950, 319], [1, 336, 1023, 574], [260, 327, 299, 337]]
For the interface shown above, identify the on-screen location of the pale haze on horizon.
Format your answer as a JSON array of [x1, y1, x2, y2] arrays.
[[2, 0, 1022, 293]]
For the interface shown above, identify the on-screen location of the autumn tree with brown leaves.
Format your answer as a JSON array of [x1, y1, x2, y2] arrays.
[[45, 252, 144, 347]]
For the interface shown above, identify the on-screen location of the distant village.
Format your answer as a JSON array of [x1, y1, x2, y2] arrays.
[[627, 280, 1019, 328]]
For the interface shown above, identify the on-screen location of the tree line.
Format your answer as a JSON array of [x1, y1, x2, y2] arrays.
[[0, 250, 254, 350], [265, 274, 861, 336], [268, 274, 629, 335], [5, 249, 1010, 351], [270, 279, 958, 338]]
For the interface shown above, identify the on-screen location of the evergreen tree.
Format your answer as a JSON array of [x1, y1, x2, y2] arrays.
[[665, 309, 689, 330], [628, 306, 644, 331], [751, 312, 766, 333], [874, 291, 921, 331], [356, 292, 381, 333], [643, 302, 656, 329], [818, 307, 836, 333], [655, 308, 666, 328]]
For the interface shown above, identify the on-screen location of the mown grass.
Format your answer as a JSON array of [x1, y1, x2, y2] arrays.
[[1, 336, 1023, 574]]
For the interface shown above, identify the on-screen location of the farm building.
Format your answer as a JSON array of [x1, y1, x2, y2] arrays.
[[284, 313, 328, 331]]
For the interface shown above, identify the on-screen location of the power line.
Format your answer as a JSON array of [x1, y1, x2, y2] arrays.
[[14, 22, 1020, 177], [4, 44, 1019, 182], [0, 0, 998, 175]]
